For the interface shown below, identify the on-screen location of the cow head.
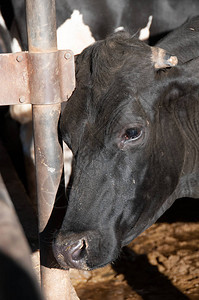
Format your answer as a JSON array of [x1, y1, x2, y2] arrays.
[[53, 31, 199, 270]]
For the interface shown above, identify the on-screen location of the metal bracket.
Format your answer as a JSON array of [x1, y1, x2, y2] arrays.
[[0, 50, 75, 105]]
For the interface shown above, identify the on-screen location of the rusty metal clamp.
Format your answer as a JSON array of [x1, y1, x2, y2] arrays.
[[0, 50, 75, 106]]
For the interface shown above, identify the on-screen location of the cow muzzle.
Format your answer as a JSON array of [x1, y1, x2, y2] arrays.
[[53, 228, 120, 270], [53, 231, 94, 270]]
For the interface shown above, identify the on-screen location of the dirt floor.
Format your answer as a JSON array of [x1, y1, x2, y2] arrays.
[[68, 198, 199, 300]]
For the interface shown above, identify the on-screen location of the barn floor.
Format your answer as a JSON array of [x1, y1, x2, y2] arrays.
[[70, 207, 199, 300], [1, 112, 199, 300]]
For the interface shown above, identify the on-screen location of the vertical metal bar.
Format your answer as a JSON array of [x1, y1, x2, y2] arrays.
[[25, 1, 78, 299], [26, 0, 57, 52]]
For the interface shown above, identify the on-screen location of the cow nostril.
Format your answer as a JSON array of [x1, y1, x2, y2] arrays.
[[70, 238, 87, 261]]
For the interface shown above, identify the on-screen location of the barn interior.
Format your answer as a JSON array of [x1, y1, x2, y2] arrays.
[[0, 0, 199, 299]]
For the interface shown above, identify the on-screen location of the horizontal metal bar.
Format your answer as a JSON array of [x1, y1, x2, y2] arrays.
[[0, 50, 75, 106], [0, 52, 30, 105]]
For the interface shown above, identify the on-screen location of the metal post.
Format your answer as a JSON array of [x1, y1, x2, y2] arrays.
[[25, 1, 78, 299]]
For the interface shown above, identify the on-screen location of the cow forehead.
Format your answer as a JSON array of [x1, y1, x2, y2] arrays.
[[61, 33, 160, 145], [63, 86, 150, 145], [91, 85, 149, 125]]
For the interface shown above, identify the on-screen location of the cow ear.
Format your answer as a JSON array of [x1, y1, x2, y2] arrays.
[[151, 47, 178, 69]]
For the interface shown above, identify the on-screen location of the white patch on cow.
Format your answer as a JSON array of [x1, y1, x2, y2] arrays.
[[57, 10, 95, 54], [10, 104, 32, 124], [114, 26, 124, 32], [139, 15, 153, 41], [0, 12, 7, 30], [0, 12, 12, 53], [11, 37, 22, 53], [0, 12, 21, 53]]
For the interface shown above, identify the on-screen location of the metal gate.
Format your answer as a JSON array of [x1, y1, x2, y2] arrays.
[[0, 0, 77, 298]]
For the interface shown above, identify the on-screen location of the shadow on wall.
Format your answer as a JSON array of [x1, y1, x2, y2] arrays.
[[112, 247, 189, 300]]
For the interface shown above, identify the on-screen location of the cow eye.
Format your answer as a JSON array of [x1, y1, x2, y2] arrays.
[[118, 126, 144, 150], [124, 127, 142, 142]]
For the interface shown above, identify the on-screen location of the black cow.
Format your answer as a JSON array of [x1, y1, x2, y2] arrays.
[[53, 17, 199, 270], [55, 0, 199, 45], [2, 0, 199, 50], [2, 0, 199, 130]]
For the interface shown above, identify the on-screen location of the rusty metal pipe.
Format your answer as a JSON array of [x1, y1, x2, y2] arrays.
[[26, 0, 57, 52], [25, 0, 78, 299]]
